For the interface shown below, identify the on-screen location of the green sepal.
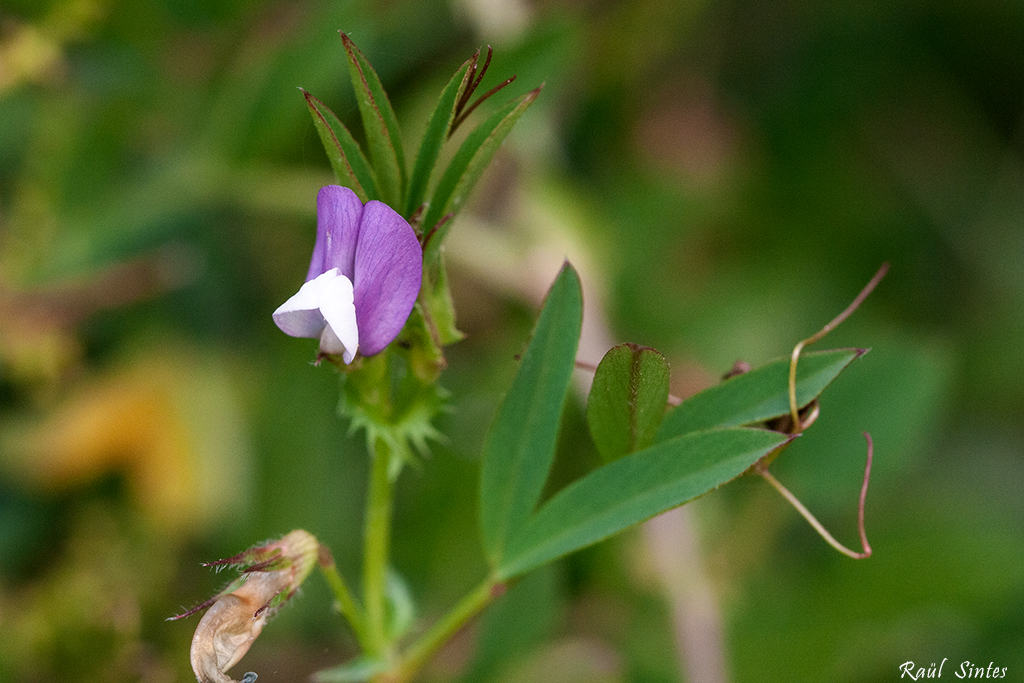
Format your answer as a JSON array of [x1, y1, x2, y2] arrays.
[[395, 302, 448, 384], [421, 251, 464, 346], [338, 349, 447, 479]]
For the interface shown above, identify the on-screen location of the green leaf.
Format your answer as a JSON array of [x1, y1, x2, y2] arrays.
[[421, 250, 464, 346], [313, 656, 387, 683], [302, 88, 379, 202], [421, 87, 541, 258], [394, 303, 447, 384], [497, 428, 792, 580], [657, 348, 866, 441], [341, 33, 406, 208], [385, 568, 415, 641], [479, 263, 582, 568], [586, 344, 670, 462], [404, 57, 474, 218]]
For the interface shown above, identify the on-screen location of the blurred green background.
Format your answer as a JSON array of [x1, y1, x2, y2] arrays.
[[1, 0, 1022, 681]]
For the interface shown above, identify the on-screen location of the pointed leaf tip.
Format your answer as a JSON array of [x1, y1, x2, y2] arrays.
[[656, 348, 865, 441], [422, 85, 541, 256], [479, 263, 582, 567], [303, 88, 378, 201], [406, 55, 475, 216], [340, 32, 406, 208]]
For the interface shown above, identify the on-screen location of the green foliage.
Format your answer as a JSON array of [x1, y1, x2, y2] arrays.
[[586, 343, 671, 462], [303, 88, 380, 202], [405, 58, 474, 218], [385, 569, 416, 641], [479, 269, 859, 581], [303, 34, 541, 366], [497, 428, 792, 579], [314, 656, 388, 683], [341, 33, 407, 208], [4, 2, 1021, 681], [479, 263, 583, 567], [305, 33, 539, 253], [657, 349, 865, 440], [420, 87, 541, 258]]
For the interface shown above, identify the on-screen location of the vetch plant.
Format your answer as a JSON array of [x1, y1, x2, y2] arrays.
[[172, 33, 886, 683]]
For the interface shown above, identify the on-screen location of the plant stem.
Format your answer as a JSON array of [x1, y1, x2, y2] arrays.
[[386, 578, 504, 683], [318, 549, 371, 650], [364, 438, 395, 657]]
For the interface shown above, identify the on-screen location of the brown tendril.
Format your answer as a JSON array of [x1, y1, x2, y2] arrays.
[[573, 359, 598, 373], [450, 76, 517, 136], [453, 47, 486, 121], [765, 264, 887, 559], [755, 433, 873, 559], [788, 262, 889, 429], [448, 45, 518, 137]]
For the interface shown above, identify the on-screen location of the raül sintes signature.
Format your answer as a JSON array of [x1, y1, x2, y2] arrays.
[[900, 659, 1008, 680]]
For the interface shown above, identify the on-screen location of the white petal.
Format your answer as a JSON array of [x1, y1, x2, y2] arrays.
[[272, 269, 342, 338], [318, 272, 358, 363], [318, 325, 350, 363]]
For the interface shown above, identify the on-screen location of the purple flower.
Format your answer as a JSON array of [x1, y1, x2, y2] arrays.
[[273, 186, 422, 363]]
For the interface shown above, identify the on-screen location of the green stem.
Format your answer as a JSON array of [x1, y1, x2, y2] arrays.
[[318, 550, 370, 650], [386, 578, 504, 683], [364, 438, 395, 656]]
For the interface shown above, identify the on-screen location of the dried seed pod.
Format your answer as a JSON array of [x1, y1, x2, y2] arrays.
[[175, 530, 319, 683]]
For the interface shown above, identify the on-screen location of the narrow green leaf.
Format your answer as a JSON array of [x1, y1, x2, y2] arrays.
[[479, 263, 582, 567], [421, 251, 464, 346], [341, 33, 406, 207], [405, 58, 474, 218], [302, 89, 379, 202], [421, 87, 541, 258], [586, 344, 670, 462], [394, 303, 447, 384], [313, 656, 387, 683], [498, 428, 792, 580], [385, 569, 415, 641], [657, 348, 866, 441]]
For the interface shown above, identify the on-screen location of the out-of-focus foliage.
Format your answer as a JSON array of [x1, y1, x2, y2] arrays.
[[0, 0, 1021, 681]]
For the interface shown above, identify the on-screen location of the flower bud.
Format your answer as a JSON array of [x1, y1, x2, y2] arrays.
[[173, 530, 319, 683]]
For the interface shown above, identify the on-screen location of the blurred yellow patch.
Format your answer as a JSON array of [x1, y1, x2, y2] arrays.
[[3, 347, 251, 534], [0, 0, 104, 92]]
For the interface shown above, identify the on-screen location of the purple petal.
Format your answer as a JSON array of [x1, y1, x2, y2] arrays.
[[306, 186, 363, 282], [352, 201, 423, 356]]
